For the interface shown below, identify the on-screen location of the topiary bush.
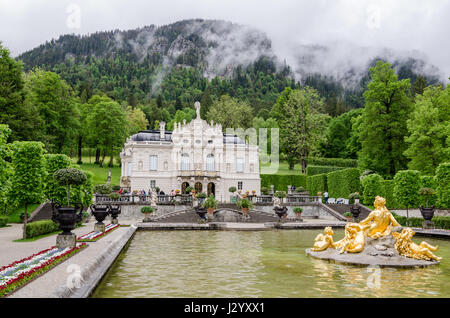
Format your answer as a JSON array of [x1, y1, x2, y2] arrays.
[[307, 173, 327, 196], [361, 173, 384, 206], [435, 162, 450, 209], [393, 170, 421, 215], [381, 180, 399, 209], [327, 168, 360, 199], [25, 220, 59, 238], [141, 206, 154, 214], [53, 168, 87, 206]]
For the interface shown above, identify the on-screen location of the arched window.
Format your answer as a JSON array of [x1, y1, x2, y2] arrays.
[[206, 154, 215, 172], [181, 153, 190, 171], [127, 163, 132, 176]]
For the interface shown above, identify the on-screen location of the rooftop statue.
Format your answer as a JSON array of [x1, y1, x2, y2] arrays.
[[359, 196, 400, 239]]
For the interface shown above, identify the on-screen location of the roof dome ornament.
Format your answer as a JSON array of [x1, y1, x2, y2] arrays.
[[195, 101, 201, 119]]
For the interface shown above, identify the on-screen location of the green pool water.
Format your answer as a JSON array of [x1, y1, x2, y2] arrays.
[[92, 230, 450, 298]]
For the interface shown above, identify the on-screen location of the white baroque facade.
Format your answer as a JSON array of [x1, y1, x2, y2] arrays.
[[120, 102, 260, 202]]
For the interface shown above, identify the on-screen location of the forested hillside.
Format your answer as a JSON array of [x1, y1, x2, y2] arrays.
[[17, 19, 439, 115]]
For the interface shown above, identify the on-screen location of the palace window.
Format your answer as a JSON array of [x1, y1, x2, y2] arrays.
[[238, 181, 243, 190], [181, 153, 190, 171], [150, 180, 156, 189], [206, 154, 215, 172], [127, 163, 132, 176], [149, 155, 158, 171], [236, 158, 244, 173]]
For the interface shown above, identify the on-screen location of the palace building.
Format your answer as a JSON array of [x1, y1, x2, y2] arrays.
[[120, 102, 260, 202]]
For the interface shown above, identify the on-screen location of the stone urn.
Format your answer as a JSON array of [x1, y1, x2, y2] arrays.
[[195, 207, 207, 222], [274, 206, 287, 222], [90, 204, 110, 232], [350, 205, 361, 221], [52, 202, 83, 248], [52, 202, 83, 235], [109, 205, 121, 224], [420, 206, 435, 221]]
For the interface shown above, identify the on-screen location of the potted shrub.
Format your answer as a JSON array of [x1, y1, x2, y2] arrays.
[[93, 184, 112, 195], [109, 192, 120, 201], [274, 191, 286, 199], [229, 186, 237, 203], [261, 187, 269, 195], [202, 195, 218, 215], [237, 198, 254, 215], [111, 185, 121, 192], [141, 206, 154, 222], [419, 187, 436, 221], [154, 186, 160, 193], [185, 186, 194, 194], [293, 207, 303, 219], [52, 168, 86, 235], [348, 192, 360, 205], [344, 212, 352, 222]]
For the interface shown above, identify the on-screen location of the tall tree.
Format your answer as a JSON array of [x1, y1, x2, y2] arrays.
[[404, 84, 449, 174], [0, 124, 11, 214], [86, 97, 127, 167], [24, 69, 80, 153], [126, 106, 149, 135], [358, 61, 412, 177], [271, 86, 328, 172], [206, 95, 254, 130], [9, 141, 46, 239]]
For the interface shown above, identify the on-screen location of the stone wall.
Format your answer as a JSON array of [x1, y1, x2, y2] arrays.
[[103, 204, 191, 220], [392, 209, 450, 218], [254, 205, 340, 220]]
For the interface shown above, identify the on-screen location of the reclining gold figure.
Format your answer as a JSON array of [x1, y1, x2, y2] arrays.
[[392, 228, 441, 261], [359, 196, 400, 239], [311, 227, 336, 251]]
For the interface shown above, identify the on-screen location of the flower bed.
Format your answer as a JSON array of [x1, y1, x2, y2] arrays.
[[77, 223, 119, 242], [0, 243, 87, 297]]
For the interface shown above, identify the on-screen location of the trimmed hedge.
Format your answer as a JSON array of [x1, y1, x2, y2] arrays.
[[0, 216, 7, 227], [392, 214, 450, 230], [308, 157, 358, 168], [436, 162, 450, 209], [393, 170, 421, 210], [382, 180, 399, 209], [307, 173, 327, 196], [306, 165, 345, 176], [361, 173, 384, 206], [25, 220, 59, 239], [327, 168, 360, 198], [260, 174, 307, 192]]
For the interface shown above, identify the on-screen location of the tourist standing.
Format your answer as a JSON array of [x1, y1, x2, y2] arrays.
[[324, 191, 329, 204]]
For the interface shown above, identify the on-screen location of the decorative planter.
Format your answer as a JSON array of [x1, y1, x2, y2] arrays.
[[241, 208, 249, 215], [90, 204, 110, 232], [295, 212, 303, 221], [274, 206, 287, 222], [346, 216, 352, 222], [207, 208, 215, 215], [109, 205, 121, 224], [350, 205, 361, 221], [419, 206, 435, 221], [52, 203, 82, 235]]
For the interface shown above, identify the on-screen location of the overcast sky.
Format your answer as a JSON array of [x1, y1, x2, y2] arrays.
[[1, 0, 449, 78]]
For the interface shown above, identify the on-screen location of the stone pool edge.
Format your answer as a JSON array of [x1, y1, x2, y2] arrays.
[[51, 225, 138, 298]]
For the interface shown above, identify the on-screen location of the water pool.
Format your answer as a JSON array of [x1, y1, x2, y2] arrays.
[[92, 230, 450, 298]]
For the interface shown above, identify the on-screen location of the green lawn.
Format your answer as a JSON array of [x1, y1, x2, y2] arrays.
[[72, 156, 121, 186], [7, 203, 41, 223], [260, 161, 304, 175]]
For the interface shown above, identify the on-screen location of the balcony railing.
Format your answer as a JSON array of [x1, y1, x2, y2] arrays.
[[94, 194, 193, 205]]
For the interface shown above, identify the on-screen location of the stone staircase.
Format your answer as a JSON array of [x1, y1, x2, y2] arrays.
[[323, 203, 372, 221], [29, 202, 53, 222]]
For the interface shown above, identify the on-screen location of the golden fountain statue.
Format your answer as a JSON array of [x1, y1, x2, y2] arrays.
[[308, 196, 441, 265], [392, 228, 442, 261]]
